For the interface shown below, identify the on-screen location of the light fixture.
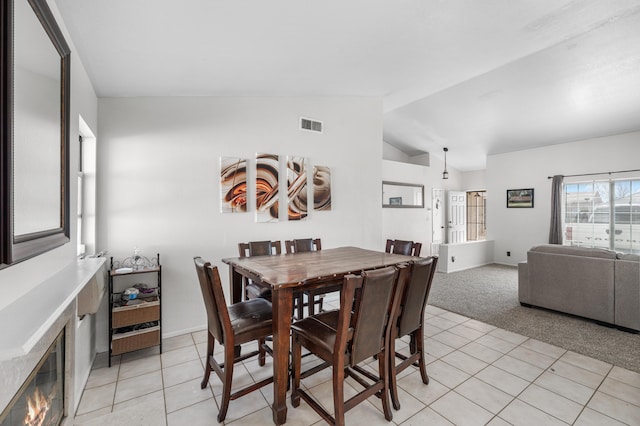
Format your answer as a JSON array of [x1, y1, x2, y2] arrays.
[[442, 147, 449, 179]]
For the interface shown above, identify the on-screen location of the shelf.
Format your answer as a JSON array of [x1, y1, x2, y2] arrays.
[[111, 325, 160, 356], [110, 266, 161, 276], [112, 299, 160, 328], [109, 253, 161, 366]]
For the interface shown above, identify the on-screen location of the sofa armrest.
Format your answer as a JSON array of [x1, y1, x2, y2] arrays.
[[518, 261, 529, 304], [615, 259, 640, 331]]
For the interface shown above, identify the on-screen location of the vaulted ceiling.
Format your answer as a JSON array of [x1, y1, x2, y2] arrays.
[[55, 0, 640, 170]]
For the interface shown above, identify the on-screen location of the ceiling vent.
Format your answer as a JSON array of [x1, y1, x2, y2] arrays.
[[300, 117, 323, 133]]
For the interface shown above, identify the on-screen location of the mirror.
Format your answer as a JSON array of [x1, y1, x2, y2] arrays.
[[382, 181, 424, 208], [1, 0, 71, 267]]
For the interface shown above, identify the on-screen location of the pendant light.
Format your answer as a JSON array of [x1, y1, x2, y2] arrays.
[[442, 147, 449, 179]]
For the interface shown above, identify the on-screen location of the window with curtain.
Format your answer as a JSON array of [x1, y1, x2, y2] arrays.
[[466, 190, 486, 241], [563, 178, 640, 253]]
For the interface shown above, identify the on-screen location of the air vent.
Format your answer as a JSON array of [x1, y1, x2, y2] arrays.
[[300, 117, 323, 133]]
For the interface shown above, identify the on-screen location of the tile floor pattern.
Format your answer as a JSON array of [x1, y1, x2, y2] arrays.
[[73, 302, 640, 426]]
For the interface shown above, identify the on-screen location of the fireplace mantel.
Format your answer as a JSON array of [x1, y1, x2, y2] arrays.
[[0, 257, 106, 361]]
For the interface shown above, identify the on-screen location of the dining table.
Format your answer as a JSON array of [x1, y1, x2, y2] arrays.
[[222, 246, 419, 425]]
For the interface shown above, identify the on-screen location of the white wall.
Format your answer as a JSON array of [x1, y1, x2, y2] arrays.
[[438, 240, 495, 273], [0, 0, 97, 308], [487, 131, 640, 266], [382, 158, 464, 255], [462, 169, 487, 191], [0, 0, 100, 414], [97, 96, 383, 337]]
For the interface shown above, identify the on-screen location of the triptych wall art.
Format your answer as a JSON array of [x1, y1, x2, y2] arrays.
[[220, 154, 331, 222]]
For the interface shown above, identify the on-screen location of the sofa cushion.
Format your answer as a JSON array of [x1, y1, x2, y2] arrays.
[[529, 244, 617, 260], [616, 253, 640, 262]]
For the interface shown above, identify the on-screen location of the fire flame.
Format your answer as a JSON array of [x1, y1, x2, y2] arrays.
[[24, 387, 50, 426]]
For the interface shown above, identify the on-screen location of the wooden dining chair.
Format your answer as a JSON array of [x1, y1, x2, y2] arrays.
[[290, 265, 410, 425], [385, 239, 422, 257], [388, 256, 438, 410], [285, 238, 336, 318], [237, 240, 281, 300], [193, 257, 274, 422]]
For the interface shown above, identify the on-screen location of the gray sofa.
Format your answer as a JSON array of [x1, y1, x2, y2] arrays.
[[518, 244, 640, 331]]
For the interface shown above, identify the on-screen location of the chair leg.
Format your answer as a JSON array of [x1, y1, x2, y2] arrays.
[[388, 336, 401, 410], [258, 337, 266, 366], [332, 365, 346, 426], [218, 347, 235, 422], [291, 336, 302, 407], [378, 349, 393, 421], [415, 328, 429, 384], [201, 333, 214, 389]]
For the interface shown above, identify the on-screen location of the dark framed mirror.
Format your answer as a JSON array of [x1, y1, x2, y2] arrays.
[[382, 181, 424, 208], [1, 0, 70, 268]]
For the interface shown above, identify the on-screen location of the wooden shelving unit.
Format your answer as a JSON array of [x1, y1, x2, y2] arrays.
[[108, 253, 161, 367]]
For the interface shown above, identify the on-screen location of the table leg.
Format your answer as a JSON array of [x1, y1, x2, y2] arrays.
[[229, 264, 243, 304], [229, 265, 243, 358], [271, 286, 292, 425]]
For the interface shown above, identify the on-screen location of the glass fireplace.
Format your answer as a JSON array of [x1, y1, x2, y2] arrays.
[[0, 330, 64, 426]]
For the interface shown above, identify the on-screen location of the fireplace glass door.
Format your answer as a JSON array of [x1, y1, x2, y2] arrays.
[[0, 330, 64, 426]]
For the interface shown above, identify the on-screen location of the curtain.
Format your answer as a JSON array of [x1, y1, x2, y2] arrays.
[[548, 175, 564, 244]]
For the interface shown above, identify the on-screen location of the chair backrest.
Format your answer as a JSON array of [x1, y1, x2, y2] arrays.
[[385, 239, 422, 257], [284, 238, 321, 254], [396, 256, 438, 337], [336, 266, 406, 365], [194, 257, 231, 345], [238, 240, 281, 257]]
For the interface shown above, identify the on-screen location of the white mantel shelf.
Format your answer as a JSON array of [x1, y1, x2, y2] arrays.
[[0, 257, 106, 361]]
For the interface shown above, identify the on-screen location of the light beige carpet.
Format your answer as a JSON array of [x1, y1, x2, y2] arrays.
[[429, 264, 640, 373]]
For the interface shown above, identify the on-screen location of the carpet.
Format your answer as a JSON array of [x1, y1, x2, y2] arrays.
[[428, 264, 640, 374]]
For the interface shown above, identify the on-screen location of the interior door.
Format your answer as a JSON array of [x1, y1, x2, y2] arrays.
[[432, 189, 446, 253], [447, 191, 467, 243]]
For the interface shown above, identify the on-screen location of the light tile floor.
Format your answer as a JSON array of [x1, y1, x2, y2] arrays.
[[73, 301, 640, 426]]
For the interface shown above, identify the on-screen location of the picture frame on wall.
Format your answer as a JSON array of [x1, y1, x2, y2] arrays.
[[506, 188, 534, 208]]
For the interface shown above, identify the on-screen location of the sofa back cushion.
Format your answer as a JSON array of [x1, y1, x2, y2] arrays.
[[529, 244, 617, 260]]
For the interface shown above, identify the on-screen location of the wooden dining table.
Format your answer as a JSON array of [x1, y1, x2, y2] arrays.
[[222, 246, 419, 425]]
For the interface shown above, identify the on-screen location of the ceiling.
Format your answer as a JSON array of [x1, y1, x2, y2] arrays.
[[54, 0, 640, 171]]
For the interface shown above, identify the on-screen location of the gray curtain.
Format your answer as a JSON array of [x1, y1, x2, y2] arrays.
[[548, 175, 564, 244]]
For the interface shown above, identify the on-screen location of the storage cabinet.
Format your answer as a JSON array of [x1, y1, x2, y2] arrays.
[[108, 253, 162, 366]]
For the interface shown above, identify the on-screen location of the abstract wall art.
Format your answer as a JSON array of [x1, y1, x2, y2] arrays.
[[220, 156, 248, 213], [256, 153, 279, 222], [287, 156, 308, 221], [313, 165, 332, 211]]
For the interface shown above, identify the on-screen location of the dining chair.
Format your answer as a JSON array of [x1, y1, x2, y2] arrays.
[[388, 256, 438, 410], [385, 239, 422, 257], [237, 240, 281, 300], [193, 257, 274, 422], [290, 265, 410, 425], [285, 238, 337, 318]]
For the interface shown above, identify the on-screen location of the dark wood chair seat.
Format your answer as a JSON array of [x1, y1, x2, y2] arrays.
[[290, 265, 410, 425], [194, 257, 274, 422]]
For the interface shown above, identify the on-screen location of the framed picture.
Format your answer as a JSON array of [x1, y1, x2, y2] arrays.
[[389, 197, 402, 206], [507, 188, 534, 208]]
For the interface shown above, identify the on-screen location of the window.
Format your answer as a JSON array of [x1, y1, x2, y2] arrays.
[[466, 191, 486, 241], [77, 117, 97, 257], [77, 135, 84, 257], [563, 178, 640, 254]]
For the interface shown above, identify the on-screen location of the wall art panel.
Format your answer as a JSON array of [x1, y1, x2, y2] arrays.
[[287, 156, 308, 221], [220, 157, 248, 213], [313, 165, 332, 211], [256, 153, 279, 222]]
